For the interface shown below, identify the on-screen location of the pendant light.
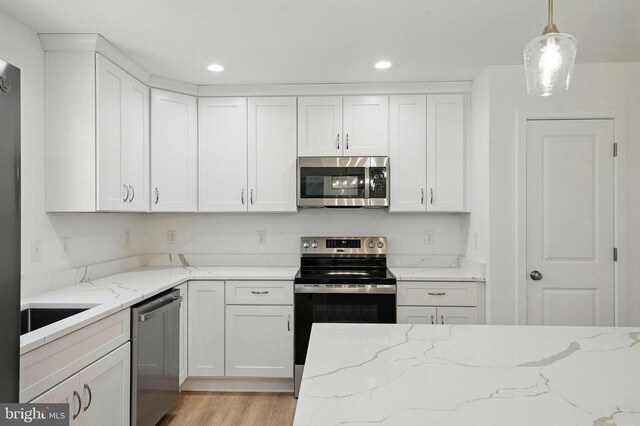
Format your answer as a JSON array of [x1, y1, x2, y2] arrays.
[[523, 0, 577, 96]]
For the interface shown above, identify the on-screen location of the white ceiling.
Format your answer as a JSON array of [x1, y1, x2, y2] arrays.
[[1, 0, 638, 85]]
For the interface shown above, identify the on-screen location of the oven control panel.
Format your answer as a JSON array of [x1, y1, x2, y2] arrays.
[[301, 236, 386, 255]]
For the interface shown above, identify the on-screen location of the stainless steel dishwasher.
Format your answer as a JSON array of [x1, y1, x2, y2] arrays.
[[131, 288, 182, 426]]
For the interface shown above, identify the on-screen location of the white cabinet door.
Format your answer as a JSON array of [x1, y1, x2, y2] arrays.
[[32, 374, 81, 425], [389, 95, 427, 212], [247, 97, 297, 212], [151, 89, 197, 212], [122, 75, 149, 212], [397, 306, 437, 325], [199, 98, 248, 212], [77, 343, 130, 426], [225, 305, 293, 378], [298, 96, 343, 156], [437, 306, 479, 325], [343, 96, 389, 156], [96, 54, 126, 211], [426, 94, 467, 212], [177, 283, 188, 385], [188, 281, 225, 376]]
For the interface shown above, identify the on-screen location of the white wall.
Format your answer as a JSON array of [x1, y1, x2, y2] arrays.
[[476, 62, 640, 326], [0, 10, 146, 296]]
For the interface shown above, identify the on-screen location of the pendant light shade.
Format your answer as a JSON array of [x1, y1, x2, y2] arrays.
[[524, 0, 577, 96]]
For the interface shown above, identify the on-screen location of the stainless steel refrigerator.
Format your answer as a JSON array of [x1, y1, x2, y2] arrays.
[[0, 58, 21, 403]]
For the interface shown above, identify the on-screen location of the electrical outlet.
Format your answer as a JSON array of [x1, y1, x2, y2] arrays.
[[167, 230, 176, 245], [124, 231, 131, 248], [474, 232, 479, 250], [424, 230, 435, 246], [31, 240, 42, 262], [257, 230, 267, 245], [61, 237, 69, 256]]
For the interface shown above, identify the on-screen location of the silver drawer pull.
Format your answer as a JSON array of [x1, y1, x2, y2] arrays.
[[427, 292, 446, 296], [430, 315, 434, 324], [441, 314, 444, 325], [251, 291, 269, 295]]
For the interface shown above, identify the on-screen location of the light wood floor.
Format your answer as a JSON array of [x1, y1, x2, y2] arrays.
[[157, 392, 297, 426]]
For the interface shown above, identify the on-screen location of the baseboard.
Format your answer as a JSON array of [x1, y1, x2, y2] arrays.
[[181, 377, 294, 393]]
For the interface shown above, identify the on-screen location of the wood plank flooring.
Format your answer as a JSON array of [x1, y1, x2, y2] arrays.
[[158, 392, 297, 426]]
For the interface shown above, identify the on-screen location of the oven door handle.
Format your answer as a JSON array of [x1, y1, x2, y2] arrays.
[[294, 284, 396, 294]]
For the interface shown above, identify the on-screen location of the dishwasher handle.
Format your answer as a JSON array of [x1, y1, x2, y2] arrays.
[[138, 295, 182, 322]]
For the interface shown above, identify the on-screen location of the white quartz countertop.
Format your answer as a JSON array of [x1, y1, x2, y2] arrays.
[[389, 265, 484, 281], [295, 323, 640, 426], [20, 266, 298, 355]]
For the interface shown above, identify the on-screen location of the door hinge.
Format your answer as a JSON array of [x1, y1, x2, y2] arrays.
[[614, 247, 618, 262], [613, 143, 618, 157]]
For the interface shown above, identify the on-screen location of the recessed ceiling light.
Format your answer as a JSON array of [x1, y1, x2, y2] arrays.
[[374, 60, 392, 70], [207, 63, 225, 72]]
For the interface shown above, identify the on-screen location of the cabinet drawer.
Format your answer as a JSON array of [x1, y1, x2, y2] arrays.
[[225, 281, 293, 305], [397, 281, 478, 307]]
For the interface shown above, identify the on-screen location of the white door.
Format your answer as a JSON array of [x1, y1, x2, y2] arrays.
[[426, 94, 466, 212], [188, 281, 225, 376], [32, 374, 81, 425], [225, 305, 293, 378], [77, 343, 130, 426], [151, 89, 198, 212], [343, 96, 389, 156], [198, 97, 248, 212], [397, 306, 437, 324], [247, 97, 297, 212], [121, 75, 149, 212], [389, 95, 427, 212], [177, 283, 188, 385], [298, 96, 343, 156], [437, 307, 479, 325], [96, 54, 126, 211], [526, 119, 615, 326]]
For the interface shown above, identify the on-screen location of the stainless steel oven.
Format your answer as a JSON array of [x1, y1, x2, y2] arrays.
[[297, 157, 389, 207]]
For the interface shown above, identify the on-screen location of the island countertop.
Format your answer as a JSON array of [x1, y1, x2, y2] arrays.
[[294, 323, 640, 426]]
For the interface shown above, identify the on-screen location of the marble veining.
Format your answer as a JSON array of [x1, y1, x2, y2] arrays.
[[295, 323, 640, 426]]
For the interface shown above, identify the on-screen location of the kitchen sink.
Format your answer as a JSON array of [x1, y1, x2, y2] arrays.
[[21, 307, 94, 335]]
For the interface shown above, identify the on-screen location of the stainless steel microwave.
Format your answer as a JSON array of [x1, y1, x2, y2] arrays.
[[297, 157, 389, 208]]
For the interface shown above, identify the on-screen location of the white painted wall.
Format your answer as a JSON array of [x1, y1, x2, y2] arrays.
[[0, 10, 146, 297], [474, 62, 640, 326]]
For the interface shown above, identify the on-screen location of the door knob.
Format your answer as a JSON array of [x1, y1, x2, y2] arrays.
[[530, 270, 543, 281]]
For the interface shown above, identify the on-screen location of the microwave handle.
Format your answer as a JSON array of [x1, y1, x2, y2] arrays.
[[364, 166, 371, 200]]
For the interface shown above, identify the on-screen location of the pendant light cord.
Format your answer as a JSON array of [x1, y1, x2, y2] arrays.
[[548, 0, 554, 26]]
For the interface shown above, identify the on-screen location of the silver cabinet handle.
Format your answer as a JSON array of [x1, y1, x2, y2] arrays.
[[154, 187, 159, 205], [241, 189, 245, 205], [250, 189, 254, 205], [336, 133, 340, 150], [73, 390, 82, 420], [430, 315, 434, 324], [251, 291, 269, 295], [441, 315, 444, 325], [430, 188, 434, 205], [421, 188, 425, 205], [428, 292, 446, 296], [123, 184, 130, 202], [287, 314, 291, 331], [345, 134, 349, 149], [83, 384, 92, 412], [129, 185, 134, 203]]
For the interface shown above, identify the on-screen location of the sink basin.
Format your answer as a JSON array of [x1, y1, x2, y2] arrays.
[[21, 307, 92, 335]]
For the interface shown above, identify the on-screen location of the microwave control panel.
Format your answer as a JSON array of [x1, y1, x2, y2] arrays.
[[369, 168, 387, 198]]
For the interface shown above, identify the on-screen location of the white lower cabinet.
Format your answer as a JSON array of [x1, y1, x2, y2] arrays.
[[33, 342, 130, 426], [225, 305, 294, 378], [397, 306, 479, 325], [177, 283, 189, 385], [188, 281, 225, 377]]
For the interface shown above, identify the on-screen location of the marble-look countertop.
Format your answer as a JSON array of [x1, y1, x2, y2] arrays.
[[20, 266, 298, 355], [389, 265, 484, 281], [295, 323, 640, 426]]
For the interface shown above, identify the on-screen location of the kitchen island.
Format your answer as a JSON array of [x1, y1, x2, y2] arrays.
[[294, 323, 640, 425]]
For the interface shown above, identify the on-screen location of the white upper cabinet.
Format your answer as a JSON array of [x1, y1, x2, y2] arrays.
[[96, 54, 149, 212], [389, 95, 427, 212], [247, 97, 297, 212], [151, 89, 197, 212], [426, 94, 467, 212], [297, 96, 343, 156], [198, 98, 248, 212], [343, 96, 389, 156]]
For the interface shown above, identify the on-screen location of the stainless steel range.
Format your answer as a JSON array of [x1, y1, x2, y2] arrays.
[[294, 237, 397, 397]]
